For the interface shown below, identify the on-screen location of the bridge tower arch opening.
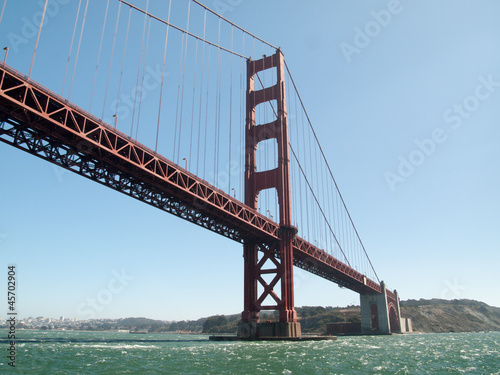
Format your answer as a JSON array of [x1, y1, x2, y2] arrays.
[[360, 281, 402, 335], [388, 302, 400, 333]]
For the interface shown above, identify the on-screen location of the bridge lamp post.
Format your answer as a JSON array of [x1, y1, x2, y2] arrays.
[[182, 158, 187, 169], [266, 210, 273, 220], [231, 188, 236, 198], [2, 47, 8, 65]]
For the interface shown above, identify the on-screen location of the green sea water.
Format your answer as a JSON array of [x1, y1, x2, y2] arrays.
[[1, 330, 499, 374]]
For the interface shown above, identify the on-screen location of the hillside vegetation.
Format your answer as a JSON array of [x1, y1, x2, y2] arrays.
[[200, 299, 500, 334], [400, 299, 500, 333], [77, 299, 500, 334]]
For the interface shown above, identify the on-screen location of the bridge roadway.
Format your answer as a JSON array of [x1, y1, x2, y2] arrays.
[[0, 64, 396, 303]]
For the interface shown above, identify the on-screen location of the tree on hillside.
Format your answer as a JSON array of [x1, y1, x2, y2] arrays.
[[202, 315, 228, 333]]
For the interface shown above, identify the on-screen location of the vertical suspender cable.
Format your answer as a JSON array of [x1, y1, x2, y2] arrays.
[[287, 71, 296, 226], [62, 0, 82, 96], [135, 16, 152, 140], [273, 52, 278, 221], [130, 0, 149, 137], [304, 107, 316, 239], [239, 58, 244, 202], [89, 0, 110, 112], [269, 52, 273, 218], [285, 62, 380, 282], [28, 0, 48, 80], [228, 26, 233, 193], [330, 177, 336, 257], [68, 0, 89, 100], [176, 0, 191, 164], [195, 9, 207, 174], [217, 23, 223, 188], [341, 188, 348, 263], [322, 156, 328, 250], [173, 1, 191, 162], [102, 0, 121, 120], [265, 48, 269, 216], [289, 143, 351, 267], [301, 110, 310, 240], [338, 183, 345, 261], [202, 45, 211, 180], [313, 134, 321, 242], [155, 0, 172, 153], [188, 38, 199, 171], [114, 7, 132, 128], [213, 18, 221, 185], [173, 35, 184, 160], [240, 33, 245, 202], [292, 73, 302, 231], [323, 159, 332, 253]]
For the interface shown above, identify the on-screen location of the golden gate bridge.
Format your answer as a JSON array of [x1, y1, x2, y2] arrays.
[[0, 0, 403, 339]]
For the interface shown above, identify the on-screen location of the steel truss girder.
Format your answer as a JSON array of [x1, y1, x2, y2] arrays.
[[0, 64, 394, 302], [0, 119, 244, 240], [0, 65, 279, 243]]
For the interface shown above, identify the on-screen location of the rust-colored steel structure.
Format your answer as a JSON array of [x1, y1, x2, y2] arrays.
[[242, 51, 298, 333], [0, 63, 398, 332]]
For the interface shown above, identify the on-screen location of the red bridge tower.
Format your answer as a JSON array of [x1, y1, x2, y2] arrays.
[[238, 50, 301, 339]]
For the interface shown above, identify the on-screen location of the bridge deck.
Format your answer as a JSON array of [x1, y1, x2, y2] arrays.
[[0, 64, 395, 301]]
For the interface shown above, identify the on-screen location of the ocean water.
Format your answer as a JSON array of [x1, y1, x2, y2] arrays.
[[1, 330, 499, 374]]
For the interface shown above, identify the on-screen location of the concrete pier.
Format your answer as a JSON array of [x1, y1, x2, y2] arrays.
[[210, 334, 336, 342], [237, 321, 302, 340], [360, 281, 391, 334], [399, 317, 413, 333]]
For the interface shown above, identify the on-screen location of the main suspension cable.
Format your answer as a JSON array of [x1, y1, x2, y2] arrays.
[[284, 60, 380, 283], [118, 0, 251, 60], [289, 143, 351, 267], [0, 0, 7, 26]]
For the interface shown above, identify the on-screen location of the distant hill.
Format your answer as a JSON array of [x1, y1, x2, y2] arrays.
[[79, 299, 500, 334], [400, 299, 500, 333], [199, 299, 500, 334]]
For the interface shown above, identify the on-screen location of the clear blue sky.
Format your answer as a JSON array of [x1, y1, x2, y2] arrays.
[[1, 0, 499, 321]]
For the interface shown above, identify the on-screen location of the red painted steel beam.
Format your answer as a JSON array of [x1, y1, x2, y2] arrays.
[[0, 64, 279, 243], [243, 51, 298, 324], [0, 64, 392, 300]]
